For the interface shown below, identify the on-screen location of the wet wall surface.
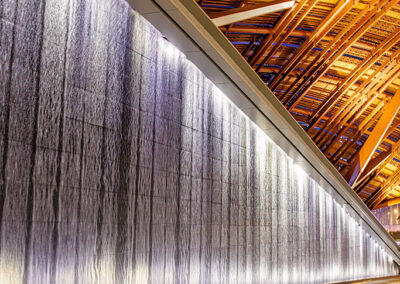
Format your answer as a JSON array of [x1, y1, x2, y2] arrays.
[[0, 0, 398, 283], [374, 205, 400, 232]]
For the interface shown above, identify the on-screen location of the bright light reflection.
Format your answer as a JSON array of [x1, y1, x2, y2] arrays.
[[134, 263, 148, 283], [0, 262, 22, 284]]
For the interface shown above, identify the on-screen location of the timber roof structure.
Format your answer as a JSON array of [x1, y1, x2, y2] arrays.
[[197, 0, 400, 209]]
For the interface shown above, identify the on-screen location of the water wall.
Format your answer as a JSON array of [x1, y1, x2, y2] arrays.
[[374, 205, 400, 232], [0, 0, 398, 283]]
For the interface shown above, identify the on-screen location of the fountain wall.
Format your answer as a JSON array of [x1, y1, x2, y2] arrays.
[[374, 205, 400, 232], [0, 0, 398, 283]]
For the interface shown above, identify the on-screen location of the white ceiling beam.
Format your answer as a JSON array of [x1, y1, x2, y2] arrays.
[[210, 0, 295, 27]]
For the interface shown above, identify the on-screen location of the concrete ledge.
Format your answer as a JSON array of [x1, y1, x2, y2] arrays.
[[126, 0, 400, 260]]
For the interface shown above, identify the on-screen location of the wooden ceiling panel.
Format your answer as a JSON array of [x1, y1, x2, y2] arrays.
[[198, 0, 400, 209]]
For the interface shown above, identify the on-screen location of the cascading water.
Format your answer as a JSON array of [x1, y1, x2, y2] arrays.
[[0, 0, 398, 283], [374, 204, 400, 233]]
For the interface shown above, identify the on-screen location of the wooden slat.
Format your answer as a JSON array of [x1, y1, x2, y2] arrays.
[[199, 0, 400, 206], [345, 88, 400, 185]]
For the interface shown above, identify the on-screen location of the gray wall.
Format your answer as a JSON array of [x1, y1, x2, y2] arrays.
[[0, 0, 398, 283]]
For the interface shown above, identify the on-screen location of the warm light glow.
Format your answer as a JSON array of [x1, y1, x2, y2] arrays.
[[0, 262, 22, 284]]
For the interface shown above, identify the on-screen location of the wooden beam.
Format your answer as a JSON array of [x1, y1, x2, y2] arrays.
[[331, 100, 385, 166], [345, 88, 400, 185], [238, 0, 249, 8], [307, 26, 400, 132], [241, 35, 257, 57], [220, 26, 386, 53], [315, 51, 400, 151], [248, 34, 273, 66], [210, 0, 294, 27], [255, 0, 319, 72], [220, 26, 311, 37], [271, 0, 354, 91], [355, 151, 392, 185], [374, 197, 400, 209], [352, 122, 400, 189], [318, 95, 372, 152], [355, 171, 376, 194], [314, 60, 400, 151], [368, 171, 400, 209], [312, 94, 363, 144], [276, 0, 380, 107], [247, 0, 305, 66], [282, 54, 320, 105], [285, 0, 396, 118]]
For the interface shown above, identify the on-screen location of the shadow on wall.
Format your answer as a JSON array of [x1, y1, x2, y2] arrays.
[[0, 0, 397, 283]]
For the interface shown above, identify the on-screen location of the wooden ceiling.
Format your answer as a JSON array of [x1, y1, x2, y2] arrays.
[[197, 0, 400, 209]]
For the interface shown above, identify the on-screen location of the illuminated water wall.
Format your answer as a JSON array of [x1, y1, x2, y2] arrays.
[[374, 205, 400, 232], [0, 0, 398, 283]]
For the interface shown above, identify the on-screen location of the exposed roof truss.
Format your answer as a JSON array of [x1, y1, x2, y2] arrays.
[[198, 0, 400, 208]]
